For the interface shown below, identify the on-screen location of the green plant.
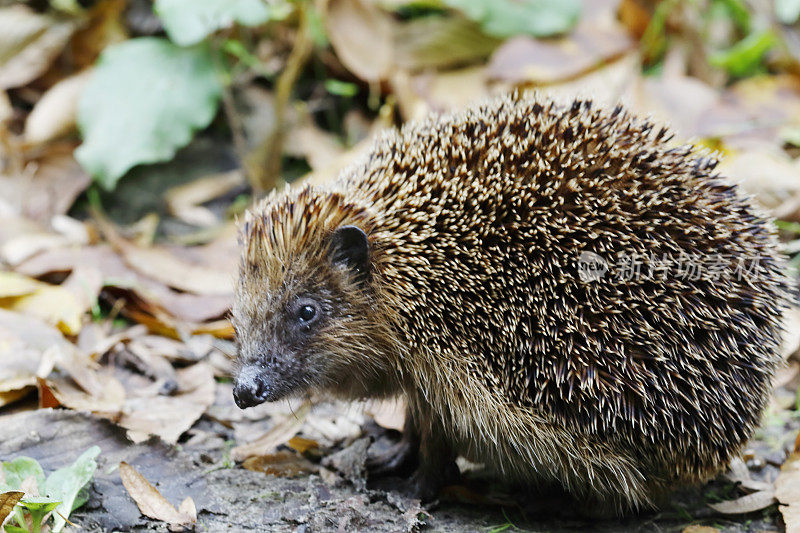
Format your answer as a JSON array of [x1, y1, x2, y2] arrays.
[[0, 447, 100, 533]]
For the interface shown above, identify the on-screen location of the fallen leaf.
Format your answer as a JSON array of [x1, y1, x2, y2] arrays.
[[118, 362, 216, 444], [709, 489, 777, 514], [70, 0, 128, 68], [231, 401, 311, 461], [0, 309, 68, 399], [366, 397, 406, 432], [0, 90, 11, 123], [17, 245, 233, 324], [0, 146, 92, 224], [24, 71, 92, 145], [44, 372, 126, 416], [287, 436, 320, 455], [111, 236, 234, 297], [0, 5, 75, 90], [326, 0, 393, 82], [0, 491, 24, 525], [393, 17, 500, 72], [118, 462, 196, 530], [242, 451, 316, 477], [775, 432, 800, 533], [682, 526, 720, 533], [0, 216, 80, 266], [164, 170, 244, 227], [717, 148, 800, 211], [0, 271, 83, 335], [487, 0, 633, 85]]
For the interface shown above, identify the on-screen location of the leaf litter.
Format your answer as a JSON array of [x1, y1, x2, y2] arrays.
[[0, 0, 799, 531]]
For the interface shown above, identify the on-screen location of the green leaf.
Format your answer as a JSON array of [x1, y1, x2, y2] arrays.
[[443, 0, 580, 38], [709, 30, 777, 77], [75, 38, 223, 189], [3, 526, 29, 533], [324, 79, 359, 97], [1, 458, 45, 493], [155, 0, 291, 46], [776, 0, 800, 24], [19, 497, 62, 533], [43, 446, 100, 533]]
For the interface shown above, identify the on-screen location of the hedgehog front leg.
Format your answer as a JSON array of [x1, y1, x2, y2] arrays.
[[368, 402, 459, 500], [402, 400, 460, 501], [367, 407, 419, 477]]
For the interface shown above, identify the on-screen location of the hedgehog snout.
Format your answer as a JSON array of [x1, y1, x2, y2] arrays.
[[233, 364, 271, 409]]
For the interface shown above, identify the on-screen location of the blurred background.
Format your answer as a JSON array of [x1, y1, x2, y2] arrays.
[[2, 0, 800, 531]]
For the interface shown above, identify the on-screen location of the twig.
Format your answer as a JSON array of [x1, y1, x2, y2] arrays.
[[246, 2, 315, 194]]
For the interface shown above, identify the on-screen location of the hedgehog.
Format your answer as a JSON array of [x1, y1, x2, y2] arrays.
[[231, 94, 790, 514]]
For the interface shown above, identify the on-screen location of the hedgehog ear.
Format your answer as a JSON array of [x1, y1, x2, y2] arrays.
[[329, 225, 370, 281]]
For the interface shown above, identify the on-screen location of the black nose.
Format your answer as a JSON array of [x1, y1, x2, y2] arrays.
[[233, 373, 269, 409]]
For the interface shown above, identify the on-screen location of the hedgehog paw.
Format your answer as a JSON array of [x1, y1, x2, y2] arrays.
[[400, 460, 460, 502], [367, 438, 417, 478]]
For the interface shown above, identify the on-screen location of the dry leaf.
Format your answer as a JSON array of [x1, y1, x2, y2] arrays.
[[164, 170, 244, 227], [231, 401, 311, 461], [119, 462, 196, 530], [393, 17, 499, 72], [326, 0, 393, 82], [366, 397, 406, 432], [18, 245, 232, 324], [0, 491, 24, 526], [118, 362, 216, 444], [287, 435, 320, 454], [113, 238, 234, 296], [0, 146, 92, 223], [0, 271, 83, 335], [24, 70, 91, 145], [70, 0, 127, 68], [0, 216, 79, 266], [0, 308, 72, 399], [708, 489, 777, 514], [682, 526, 720, 533], [487, 1, 633, 85], [0, 5, 75, 89], [242, 451, 316, 477], [775, 433, 800, 533]]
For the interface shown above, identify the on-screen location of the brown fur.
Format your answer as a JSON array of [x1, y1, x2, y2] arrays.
[[233, 94, 790, 513]]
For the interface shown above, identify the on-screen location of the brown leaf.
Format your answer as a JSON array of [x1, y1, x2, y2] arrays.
[[118, 462, 196, 530], [164, 171, 244, 227], [393, 17, 499, 72], [366, 397, 406, 432], [0, 491, 24, 526], [0, 308, 72, 399], [487, 2, 633, 85], [682, 526, 720, 533], [24, 70, 91, 145], [775, 433, 800, 533], [287, 436, 320, 455], [118, 362, 216, 444], [70, 0, 127, 69], [17, 245, 232, 324], [0, 271, 84, 334], [708, 489, 777, 514], [0, 5, 75, 90], [326, 0, 393, 82], [231, 401, 311, 461], [0, 146, 92, 223], [242, 451, 316, 477]]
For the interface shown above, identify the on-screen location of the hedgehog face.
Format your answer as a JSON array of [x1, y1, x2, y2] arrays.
[[232, 222, 396, 409]]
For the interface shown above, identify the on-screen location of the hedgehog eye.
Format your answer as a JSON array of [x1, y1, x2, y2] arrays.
[[293, 298, 320, 326], [298, 305, 316, 323]]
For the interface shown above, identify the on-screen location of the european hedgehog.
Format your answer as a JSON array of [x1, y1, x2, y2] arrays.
[[231, 94, 790, 514]]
